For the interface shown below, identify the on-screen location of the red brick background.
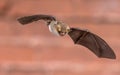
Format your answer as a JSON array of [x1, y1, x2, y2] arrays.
[[0, 0, 120, 75]]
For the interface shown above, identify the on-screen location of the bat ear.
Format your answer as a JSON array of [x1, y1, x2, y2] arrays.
[[68, 28, 116, 59]]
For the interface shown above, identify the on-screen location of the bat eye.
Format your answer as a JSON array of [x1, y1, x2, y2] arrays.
[[58, 28, 61, 31]]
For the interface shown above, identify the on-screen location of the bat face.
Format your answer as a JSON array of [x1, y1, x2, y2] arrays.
[[56, 21, 70, 36], [17, 14, 116, 59], [49, 21, 70, 36]]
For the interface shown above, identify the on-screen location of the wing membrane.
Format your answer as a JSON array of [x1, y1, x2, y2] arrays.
[[68, 28, 116, 59], [17, 15, 56, 25]]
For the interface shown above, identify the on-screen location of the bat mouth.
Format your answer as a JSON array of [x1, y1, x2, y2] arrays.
[[58, 31, 66, 36]]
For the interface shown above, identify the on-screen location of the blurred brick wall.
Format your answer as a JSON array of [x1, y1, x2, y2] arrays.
[[0, 0, 120, 75]]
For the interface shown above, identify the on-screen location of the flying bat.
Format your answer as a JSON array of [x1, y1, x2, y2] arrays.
[[17, 14, 116, 59]]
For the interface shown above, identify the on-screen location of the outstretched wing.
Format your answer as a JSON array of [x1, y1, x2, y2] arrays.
[[68, 28, 116, 59], [17, 14, 56, 25]]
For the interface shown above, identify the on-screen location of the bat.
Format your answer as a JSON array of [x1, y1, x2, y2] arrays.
[[17, 14, 116, 59]]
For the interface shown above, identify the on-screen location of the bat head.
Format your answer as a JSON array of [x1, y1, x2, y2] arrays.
[[49, 21, 70, 36]]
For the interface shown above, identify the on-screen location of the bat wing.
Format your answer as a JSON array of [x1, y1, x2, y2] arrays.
[[17, 14, 56, 25], [68, 28, 116, 59]]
